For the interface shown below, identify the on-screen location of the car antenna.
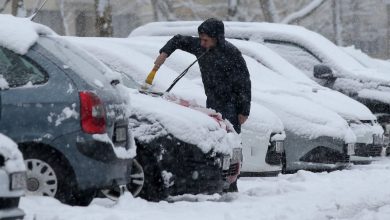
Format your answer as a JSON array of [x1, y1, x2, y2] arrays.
[[28, 0, 48, 21]]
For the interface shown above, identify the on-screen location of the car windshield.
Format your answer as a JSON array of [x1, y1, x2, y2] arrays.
[[37, 36, 114, 89]]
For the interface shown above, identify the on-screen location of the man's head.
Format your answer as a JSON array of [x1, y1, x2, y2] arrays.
[[198, 18, 225, 49]]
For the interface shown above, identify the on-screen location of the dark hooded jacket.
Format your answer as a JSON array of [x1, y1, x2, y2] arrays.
[[159, 18, 251, 133]]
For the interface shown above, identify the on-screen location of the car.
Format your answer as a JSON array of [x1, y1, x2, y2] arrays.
[[130, 22, 388, 158], [66, 36, 243, 200], [73, 36, 355, 173], [0, 133, 26, 220], [68, 36, 286, 177], [0, 15, 135, 206]]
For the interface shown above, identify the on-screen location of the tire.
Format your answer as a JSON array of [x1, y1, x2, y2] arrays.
[[100, 159, 145, 200], [23, 148, 94, 206], [225, 180, 238, 193], [136, 150, 168, 202]]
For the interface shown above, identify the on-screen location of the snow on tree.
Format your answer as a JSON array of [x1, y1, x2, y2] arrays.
[[11, 0, 26, 17]]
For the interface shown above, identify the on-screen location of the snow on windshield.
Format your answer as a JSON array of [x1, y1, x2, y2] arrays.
[[0, 14, 54, 54]]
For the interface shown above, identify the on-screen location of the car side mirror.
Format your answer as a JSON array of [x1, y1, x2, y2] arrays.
[[313, 65, 334, 80]]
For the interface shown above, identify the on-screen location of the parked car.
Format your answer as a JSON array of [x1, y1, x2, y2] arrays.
[[0, 15, 135, 206], [66, 36, 243, 200], [0, 133, 25, 220], [73, 36, 356, 173], [68, 36, 285, 177], [130, 22, 388, 157]]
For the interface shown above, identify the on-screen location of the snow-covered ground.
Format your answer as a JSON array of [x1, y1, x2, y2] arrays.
[[21, 158, 390, 220]]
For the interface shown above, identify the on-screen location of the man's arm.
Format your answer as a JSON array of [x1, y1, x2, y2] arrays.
[[232, 52, 251, 124], [154, 35, 199, 68]]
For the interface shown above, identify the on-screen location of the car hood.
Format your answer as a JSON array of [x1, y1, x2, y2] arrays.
[[127, 88, 241, 155]]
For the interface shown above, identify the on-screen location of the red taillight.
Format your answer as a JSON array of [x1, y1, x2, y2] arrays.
[[79, 91, 106, 134]]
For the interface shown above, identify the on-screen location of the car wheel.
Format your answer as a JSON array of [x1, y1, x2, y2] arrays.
[[23, 149, 94, 206], [136, 151, 168, 202], [225, 180, 238, 192], [100, 159, 145, 200]]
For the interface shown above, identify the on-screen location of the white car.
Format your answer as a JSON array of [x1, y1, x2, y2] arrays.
[[68, 36, 285, 176], [0, 133, 25, 220], [130, 21, 388, 157]]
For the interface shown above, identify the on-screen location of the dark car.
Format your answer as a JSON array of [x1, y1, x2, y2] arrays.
[[0, 33, 135, 206]]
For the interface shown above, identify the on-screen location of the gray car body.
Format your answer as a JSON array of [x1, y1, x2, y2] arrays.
[[0, 36, 133, 192]]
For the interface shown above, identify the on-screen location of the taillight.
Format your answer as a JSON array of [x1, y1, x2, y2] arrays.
[[79, 91, 106, 134]]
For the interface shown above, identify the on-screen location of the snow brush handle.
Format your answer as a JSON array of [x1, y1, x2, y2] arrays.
[[145, 68, 158, 85]]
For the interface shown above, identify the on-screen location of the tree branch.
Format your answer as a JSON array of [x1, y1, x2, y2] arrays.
[[281, 0, 326, 24]]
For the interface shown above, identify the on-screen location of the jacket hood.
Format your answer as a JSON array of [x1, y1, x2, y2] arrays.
[[198, 18, 225, 44]]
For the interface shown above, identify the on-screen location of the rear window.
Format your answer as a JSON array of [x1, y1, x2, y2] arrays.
[[0, 47, 47, 88], [37, 36, 114, 89]]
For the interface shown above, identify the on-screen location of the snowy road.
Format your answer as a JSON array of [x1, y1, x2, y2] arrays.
[[21, 158, 390, 220]]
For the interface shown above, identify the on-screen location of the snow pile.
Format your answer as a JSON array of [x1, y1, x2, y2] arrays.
[[128, 88, 240, 155], [0, 133, 25, 173], [0, 14, 54, 54], [20, 158, 390, 220]]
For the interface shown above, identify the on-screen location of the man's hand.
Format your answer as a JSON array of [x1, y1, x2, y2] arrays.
[[238, 114, 248, 125], [154, 52, 168, 69]]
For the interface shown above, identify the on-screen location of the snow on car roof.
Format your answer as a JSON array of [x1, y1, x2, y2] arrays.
[[125, 36, 356, 142], [0, 133, 25, 173], [130, 21, 390, 84], [341, 46, 390, 74], [0, 14, 54, 54]]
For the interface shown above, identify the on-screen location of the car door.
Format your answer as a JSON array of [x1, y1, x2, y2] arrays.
[[0, 46, 78, 143], [263, 40, 324, 80]]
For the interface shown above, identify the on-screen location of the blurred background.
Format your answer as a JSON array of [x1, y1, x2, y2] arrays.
[[1, 0, 389, 59]]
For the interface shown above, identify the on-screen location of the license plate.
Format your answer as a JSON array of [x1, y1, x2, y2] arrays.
[[347, 144, 355, 155], [115, 127, 127, 142], [373, 134, 383, 145], [275, 141, 284, 153], [11, 172, 26, 190], [222, 155, 231, 170]]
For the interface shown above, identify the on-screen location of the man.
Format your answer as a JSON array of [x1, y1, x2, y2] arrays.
[[154, 18, 251, 134]]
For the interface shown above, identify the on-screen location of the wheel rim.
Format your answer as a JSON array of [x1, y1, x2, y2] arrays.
[[101, 159, 145, 200], [128, 159, 145, 197], [25, 159, 58, 197]]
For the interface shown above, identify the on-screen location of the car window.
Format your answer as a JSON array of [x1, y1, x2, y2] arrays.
[[264, 40, 322, 76], [0, 47, 47, 88], [37, 37, 112, 89]]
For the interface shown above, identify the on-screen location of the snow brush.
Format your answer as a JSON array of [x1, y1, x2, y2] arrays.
[[140, 50, 208, 96]]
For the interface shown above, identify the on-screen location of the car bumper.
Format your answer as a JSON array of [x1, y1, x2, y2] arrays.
[[354, 143, 385, 157], [51, 132, 132, 191], [0, 197, 24, 220], [283, 131, 350, 172]]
